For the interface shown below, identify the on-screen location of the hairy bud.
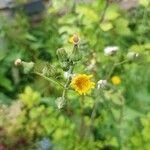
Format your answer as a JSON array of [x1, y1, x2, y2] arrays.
[[56, 97, 65, 109], [57, 48, 69, 62], [22, 62, 35, 74], [127, 52, 139, 61], [70, 45, 82, 62]]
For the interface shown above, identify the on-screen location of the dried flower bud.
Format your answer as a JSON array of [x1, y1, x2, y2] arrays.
[[104, 46, 119, 56], [73, 34, 79, 44], [14, 58, 22, 66], [97, 80, 108, 89], [69, 34, 80, 45], [56, 97, 65, 109], [127, 52, 139, 61]]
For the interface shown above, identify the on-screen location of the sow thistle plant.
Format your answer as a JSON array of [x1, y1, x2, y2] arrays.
[[14, 34, 141, 149]]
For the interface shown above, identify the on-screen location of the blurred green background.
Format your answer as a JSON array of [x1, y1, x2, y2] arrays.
[[0, 0, 150, 150]]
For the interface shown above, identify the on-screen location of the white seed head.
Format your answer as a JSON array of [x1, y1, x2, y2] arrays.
[[104, 46, 119, 56], [14, 58, 22, 66]]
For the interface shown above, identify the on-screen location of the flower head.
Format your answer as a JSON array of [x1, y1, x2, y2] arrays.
[[104, 46, 119, 56], [111, 76, 121, 85], [71, 74, 95, 95], [69, 34, 80, 45], [14, 58, 22, 66]]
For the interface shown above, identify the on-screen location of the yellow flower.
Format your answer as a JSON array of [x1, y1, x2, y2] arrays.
[[69, 33, 80, 44], [71, 74, 95, 95], [111, 76, 121, 85]]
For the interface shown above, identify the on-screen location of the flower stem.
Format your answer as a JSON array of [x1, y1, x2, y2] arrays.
[[106, 59, 128, 80], [80, 95, 86, 138]]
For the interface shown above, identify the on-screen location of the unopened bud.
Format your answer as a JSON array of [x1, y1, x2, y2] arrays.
[[57, 48, 69, 63], [127, 52, 139, 61], [61, 62, 70, 71], [69, 34, 80, 45], [14, 58, 22, 66], [70, 45, 82, 62], [22, 61, 35, 74], [56, 97, 65, 109], [97, 80, 108, 90], [73, 34, 79, 44]]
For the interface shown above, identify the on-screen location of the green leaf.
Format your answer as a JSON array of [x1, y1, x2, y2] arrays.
[[0, 74, 13, 91], [100, 22, 113, 31], [105, 5, 120, 20], [76, 5, 99, 23], [115, 18, 130, 35], [25, 33, 37, 41], [19, 86, 40, 108], [138, 0, 149, 7]]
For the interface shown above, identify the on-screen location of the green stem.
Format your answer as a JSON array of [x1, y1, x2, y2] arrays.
[[114, 59, 128, 66], [80, 95, 86, 138], [117, 96, 125, 149], [99, 0, 109, 23], [100, 91, 117, 122], [106, 59, 128, 80], [62, 65, 74, 98], [34, 72, 64, 88]]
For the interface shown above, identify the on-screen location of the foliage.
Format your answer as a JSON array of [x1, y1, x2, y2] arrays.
[[0, 0, 150, 149]]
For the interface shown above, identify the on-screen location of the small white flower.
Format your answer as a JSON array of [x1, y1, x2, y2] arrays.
[[104, 46, 119, 56], [97, 80, 108, 89]]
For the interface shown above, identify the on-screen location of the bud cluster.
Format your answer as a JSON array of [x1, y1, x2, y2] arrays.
[[14, 58, 35, 74], [57, 34, 82, 71]]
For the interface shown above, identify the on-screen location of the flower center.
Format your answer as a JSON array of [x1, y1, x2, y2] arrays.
[[76, 78, 88, 90]]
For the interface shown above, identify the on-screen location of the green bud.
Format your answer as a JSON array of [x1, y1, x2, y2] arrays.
[[56, 97, 65, 109], [42, 64, 56, 77], [61, 62, 70, 71], [57, 48, 69, 62], [127, 52, 139, 61], [22, 61, 35, 74], [70, 45, 82, 62]]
